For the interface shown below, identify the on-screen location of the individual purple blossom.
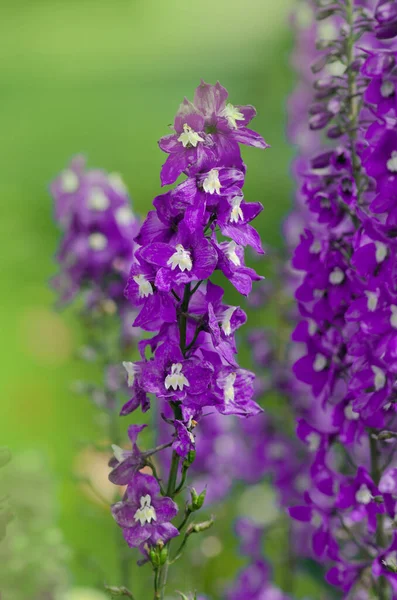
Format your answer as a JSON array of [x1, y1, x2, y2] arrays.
[[158, 80, 269, 185], [108, 424, 147, 485], [111, 472, 179, 548]]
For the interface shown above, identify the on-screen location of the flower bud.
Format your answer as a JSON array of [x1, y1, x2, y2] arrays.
[[188, 516, 215, 534], [189, 487, 206, 511], [149, 547, 160, 568], [104, 585, 134, 598], [159, 548, 168, 566]]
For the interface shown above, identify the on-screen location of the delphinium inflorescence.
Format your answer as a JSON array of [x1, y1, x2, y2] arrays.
[[50, 157, 140, 586], [287, 0, 397, 597], [108, 81, 268, 599]]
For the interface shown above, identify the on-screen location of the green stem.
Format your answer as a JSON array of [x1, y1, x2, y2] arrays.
[[154, 281, 194, 598], [370, 434, 388, 599], [345, 0, 362, 208]]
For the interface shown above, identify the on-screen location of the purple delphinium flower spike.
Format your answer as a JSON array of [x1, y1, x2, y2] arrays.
[[286, 0, 397, 597], [107, 81, 268, 596]]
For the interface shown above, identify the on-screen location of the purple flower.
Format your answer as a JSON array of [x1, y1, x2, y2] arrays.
[[158, 81, 269, 185], [108, 424, 147, 485], [173, 420, 196, 458], [111, 472, 179, 548]]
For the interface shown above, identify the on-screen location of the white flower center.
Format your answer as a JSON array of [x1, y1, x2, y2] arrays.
[[115, 206, 135, 225], [387, 151, 397, 173], [344, 403, 359, 421], [88, 188, 110, 211], [108, 172, 127, 194], [230, 197, 244, 223], [381, 80, 395, 98], [268, 442, 285, 459], [164, 363, 190, 391], [221, 307, 236, 336], [365, 291, 378, 312], [203, 169, 221, 195], [391, 305, 397, 329], [111, 444, 129, 463], [355, 484, 373, 505], [61, 169, 79, 193], [220, 103, 244, 129], [122, 361, 138, 387], [133, 274, 153, 298], [308, 319, 317, 335], [383, 551, 397, 572], [225, 241, 241, 266], [177, 123, 204, 148], [310, 239, 321, 254], [167, 244, 192, 272], [375, 241, 388, 263], [329, 268, 344, 285], [223, 372, 236, 403], [313, 353, 327, 372], [307, 432, 321, 452], [88, 232, 107, 251], [134, 495, 157, 526], [295, 474, 309, 493], [311, 512, 322, 528], [372, 365, 386, 390]]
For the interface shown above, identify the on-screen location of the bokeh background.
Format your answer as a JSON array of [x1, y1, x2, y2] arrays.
[[0, 0, 317, 598]]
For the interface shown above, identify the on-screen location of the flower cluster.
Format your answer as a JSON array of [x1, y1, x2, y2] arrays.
[[51, 155, 139, 321], [287, 1, 397, 597], [109, 80, 268, 597]]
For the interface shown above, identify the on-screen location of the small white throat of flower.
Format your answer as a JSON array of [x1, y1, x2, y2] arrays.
[[372, 365, 386, 390], [221, 307, 236, 336], [383, 551, 397, 572], [165, 363, 190, 391], [310, 239, 321, 254], [313, 353, 327, 372], [387, 150, 397, 173], [203, 169, 221, 195], [381, 80, 395, 98], [111, 444, 129, 463], [344, 403, 359, 421], [391, 305, 397, 329], [329, 268, 344, 285], [375, 241, 388, 263], [61, 169, 79, 193], [108, 172, 127, 194], [167, 244, 193, 272], [88, 188, 110, 211], [134, 495, 157, 526], [230, 197, 244, 223], [88, 232, 108, 251], [225, 241, 241, 266], [307, 432, 321, 452], [220, 103, 244, 129], [365, 291, 378, 312], [223, 372, 236, 403], [178, 123, 204, 148], [133, 274, 153, 298], [116, 206, 134, 225], [355, 484, 373, 505], [122, 361, 138, 387]]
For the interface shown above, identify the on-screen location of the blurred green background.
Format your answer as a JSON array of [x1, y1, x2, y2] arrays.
[[0, 0, 303, 598]]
